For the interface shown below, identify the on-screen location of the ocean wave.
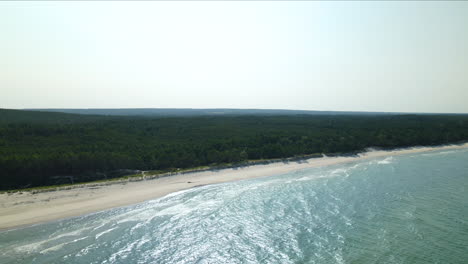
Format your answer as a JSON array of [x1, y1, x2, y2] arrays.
[[2, 149, 468, 263]]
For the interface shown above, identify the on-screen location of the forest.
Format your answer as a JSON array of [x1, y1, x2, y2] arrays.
[[1, 109, 468, 190]]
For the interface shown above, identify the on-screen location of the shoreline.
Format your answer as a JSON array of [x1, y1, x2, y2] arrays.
[[1, 143, 467, 231]]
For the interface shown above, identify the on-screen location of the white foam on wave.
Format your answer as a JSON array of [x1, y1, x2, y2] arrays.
[[39, 236, 88, 254], [115, 208, 158, 224], [295, 176, 313, 182], [377, 157, 394, 164], [287, 162, 363, 183], [95, 227, 117, 239], [149, 199, 220, 219], [421, 149, 462, 157], [14, 227, 91, 254], [49, 227, 90, 241], [75, 243, 96, 257], [334, 251, 345, 264], [103, 240, 139, 264]]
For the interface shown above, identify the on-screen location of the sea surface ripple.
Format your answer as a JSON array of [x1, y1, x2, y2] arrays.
[[1, 148, 468, 263]]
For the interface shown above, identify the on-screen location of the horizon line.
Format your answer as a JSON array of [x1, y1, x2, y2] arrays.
[[7, 107, 468, 115]]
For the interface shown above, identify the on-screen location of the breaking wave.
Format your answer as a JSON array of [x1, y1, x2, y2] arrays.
[[1, 148, 468, 264]]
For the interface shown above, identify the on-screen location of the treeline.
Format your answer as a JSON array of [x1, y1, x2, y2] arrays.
[[1, 109, 468, 190]]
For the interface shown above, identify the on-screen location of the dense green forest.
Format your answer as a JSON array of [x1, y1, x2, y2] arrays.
[[1, 109, 468, 190]]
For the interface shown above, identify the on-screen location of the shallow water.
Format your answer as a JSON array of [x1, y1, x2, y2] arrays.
[[1, 148, 468, 264]]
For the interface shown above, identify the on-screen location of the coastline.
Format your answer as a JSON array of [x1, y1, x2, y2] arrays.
[[1, 143, 467, 231]]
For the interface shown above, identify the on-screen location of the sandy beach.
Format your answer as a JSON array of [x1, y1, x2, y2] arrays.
[[1, 143, 467, 230]]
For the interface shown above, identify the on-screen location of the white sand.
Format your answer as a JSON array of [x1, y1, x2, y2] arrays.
[[1, 143, 467, 230]]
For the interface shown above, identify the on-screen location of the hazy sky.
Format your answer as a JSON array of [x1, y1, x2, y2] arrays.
[[1, 1, 467, 113]]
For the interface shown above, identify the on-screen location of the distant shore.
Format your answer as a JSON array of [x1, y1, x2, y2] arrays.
[[1, 143, 467, 230]]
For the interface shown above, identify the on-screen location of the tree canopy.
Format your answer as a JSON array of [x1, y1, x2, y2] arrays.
[[1, 109, 468, 190]]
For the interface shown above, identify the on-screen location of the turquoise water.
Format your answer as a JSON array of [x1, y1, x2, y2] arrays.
[[1, 148, 468, 264]]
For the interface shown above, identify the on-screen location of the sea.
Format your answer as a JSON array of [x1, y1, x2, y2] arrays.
[[1, 148, 467, 264]]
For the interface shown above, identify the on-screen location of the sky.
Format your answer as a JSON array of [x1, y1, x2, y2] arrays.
[[1, 1, 467, 113]]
